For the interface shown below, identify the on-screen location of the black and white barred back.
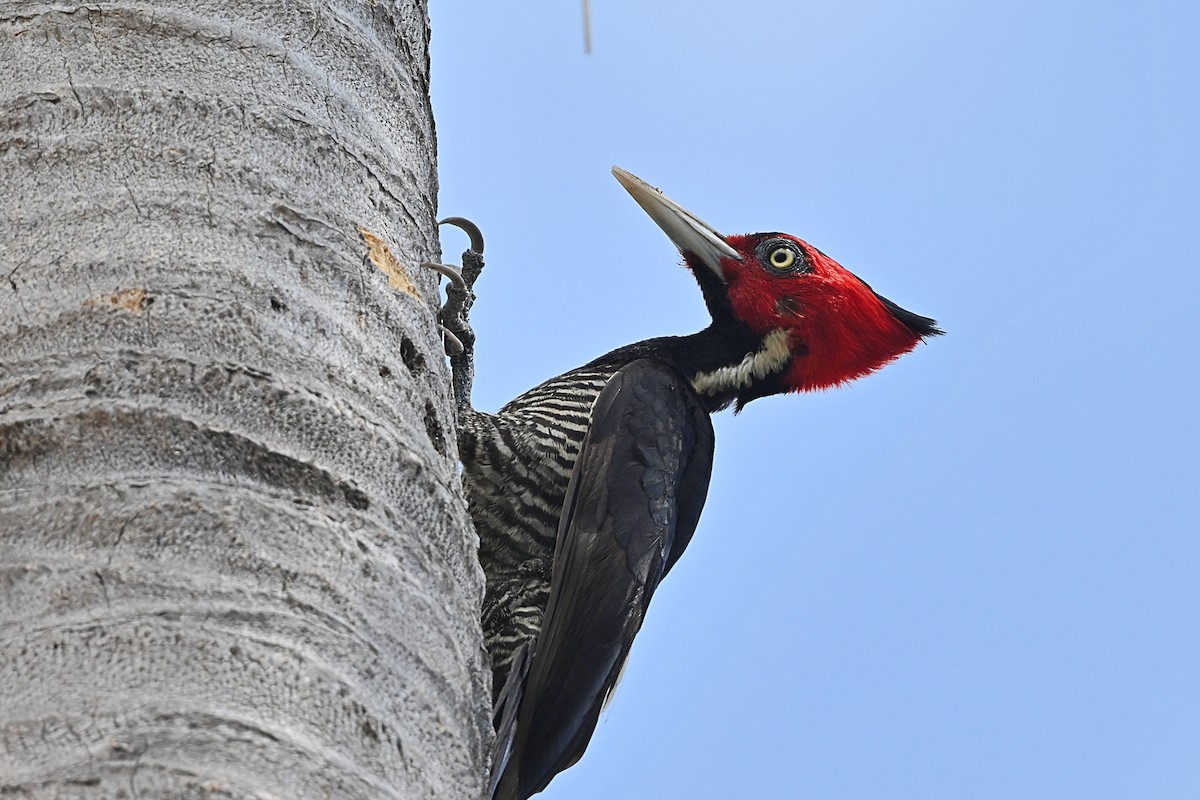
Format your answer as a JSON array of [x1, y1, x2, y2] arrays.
[[459, 362, 622, 698]]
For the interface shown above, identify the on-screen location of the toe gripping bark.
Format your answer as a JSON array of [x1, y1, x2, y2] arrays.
[[424, 216, 485, 416]]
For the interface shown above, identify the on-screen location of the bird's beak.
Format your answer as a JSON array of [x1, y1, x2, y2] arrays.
[[612, 167, 741, 281]]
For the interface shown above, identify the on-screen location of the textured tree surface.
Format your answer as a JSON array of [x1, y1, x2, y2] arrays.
[[0, 2, 490, 797]]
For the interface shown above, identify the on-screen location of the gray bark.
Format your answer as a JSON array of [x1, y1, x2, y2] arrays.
[[0, 2, 490, 798]]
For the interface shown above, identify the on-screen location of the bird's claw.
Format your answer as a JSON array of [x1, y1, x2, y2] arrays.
[[439, 216, 485, 256], [420, 261, 468, 292], [418, 260, 472, 357], [419, 216, 488, 412], [439, 217, 485, 295], [440, 325, 465, 355]]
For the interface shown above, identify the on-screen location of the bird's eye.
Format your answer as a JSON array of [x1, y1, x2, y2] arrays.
[[768, 247, 797, 270], [757, 238, 810, 275]]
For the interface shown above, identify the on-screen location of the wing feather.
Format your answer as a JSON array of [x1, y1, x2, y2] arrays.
[[492, 359, 714, 800]]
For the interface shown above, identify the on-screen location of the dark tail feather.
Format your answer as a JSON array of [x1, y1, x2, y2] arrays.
[[489, 642, 532, 799]]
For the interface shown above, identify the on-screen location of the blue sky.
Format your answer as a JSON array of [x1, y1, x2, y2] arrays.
[[429, 2, 1198, 798]]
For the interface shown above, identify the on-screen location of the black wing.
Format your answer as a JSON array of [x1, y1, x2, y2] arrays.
[[492, 358, 715, 800]]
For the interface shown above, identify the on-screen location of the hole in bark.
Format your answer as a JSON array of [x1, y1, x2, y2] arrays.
[[424, 400, 446, 454], [400, 336, 424, 373], [270, 296, 287, 312], [342, 483, 370, 511]]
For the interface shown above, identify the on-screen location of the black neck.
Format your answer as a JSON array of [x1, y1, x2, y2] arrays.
[[585, 320, 782, 413]]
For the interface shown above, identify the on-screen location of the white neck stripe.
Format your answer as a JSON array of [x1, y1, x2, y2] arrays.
[[691, 328, 791, 396]]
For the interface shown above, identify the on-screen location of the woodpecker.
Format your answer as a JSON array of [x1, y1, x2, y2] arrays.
[[427, 168, 941, 800]]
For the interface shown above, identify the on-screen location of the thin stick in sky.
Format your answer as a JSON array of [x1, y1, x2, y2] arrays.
[[583, 0, 592, 53]]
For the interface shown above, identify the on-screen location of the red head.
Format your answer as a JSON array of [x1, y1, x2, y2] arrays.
[[718, 233, 939, 391], [613, 167, 941, 397]]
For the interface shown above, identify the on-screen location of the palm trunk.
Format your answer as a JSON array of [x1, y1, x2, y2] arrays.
[[0, 2, 490, 797]]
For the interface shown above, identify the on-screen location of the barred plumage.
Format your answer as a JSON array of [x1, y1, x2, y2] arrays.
[[460, 364, 621, 690]]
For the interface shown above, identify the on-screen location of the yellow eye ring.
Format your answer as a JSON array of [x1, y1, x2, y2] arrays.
[[768, 246, 797, 271], [756, 238, 810, 275]]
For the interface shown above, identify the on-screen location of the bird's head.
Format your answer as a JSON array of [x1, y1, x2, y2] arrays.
[[613, 167, 941, 400]]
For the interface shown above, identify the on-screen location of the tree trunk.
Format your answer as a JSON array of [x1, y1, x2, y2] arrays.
[[0, 2, 490, 797]]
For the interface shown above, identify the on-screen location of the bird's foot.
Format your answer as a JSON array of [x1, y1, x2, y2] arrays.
[[422, 217, 486, 412], [421, 261, 469, 354]]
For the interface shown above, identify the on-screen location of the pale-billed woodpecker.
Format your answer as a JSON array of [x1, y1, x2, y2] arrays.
[[425, 168, 941, 800]]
